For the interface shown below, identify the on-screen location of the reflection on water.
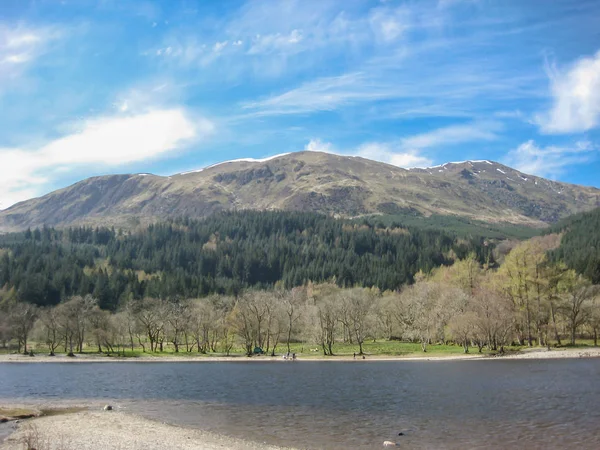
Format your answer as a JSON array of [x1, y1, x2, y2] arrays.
[[1, 359, 600, 449]]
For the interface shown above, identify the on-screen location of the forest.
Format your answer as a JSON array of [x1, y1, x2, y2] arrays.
[[0, 210, 492, 310], [0, 209, 599, 357], [1, 237, 599, 357]]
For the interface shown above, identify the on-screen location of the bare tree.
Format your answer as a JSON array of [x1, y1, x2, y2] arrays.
[[448, 312, 477, 353], [132, 298, 165, 352], [36, 307, 62, 355], [111, 312, 131, 355], [401, 282, 439, 352], [165, 300, 190, 353], [372, 293, 398, 341], [340, 288, 376, 355], [87, 305, 112, 353], [283, 287, 306, 353], [471, 279, 515, 352], [9, 303, 38, 354], [316, 295, 339, 356], [228, 295, 256, 356], [57, 295, 97, 353]]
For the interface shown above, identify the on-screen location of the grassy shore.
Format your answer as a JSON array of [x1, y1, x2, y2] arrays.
[[0, 340, 491, 359], [1, 343, 599, 363]]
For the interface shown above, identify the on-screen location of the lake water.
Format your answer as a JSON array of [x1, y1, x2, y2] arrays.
[[1, 359, 600, 449]]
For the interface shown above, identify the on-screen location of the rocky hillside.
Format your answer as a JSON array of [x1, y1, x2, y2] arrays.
[[0, 152, 598, 232]]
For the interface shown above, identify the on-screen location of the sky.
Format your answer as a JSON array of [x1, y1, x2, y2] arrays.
[[0, 0, 599, 209]]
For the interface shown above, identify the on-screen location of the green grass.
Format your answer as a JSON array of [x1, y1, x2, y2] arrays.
[[281, 340, 492, 357], [3, 338, 598, 360]]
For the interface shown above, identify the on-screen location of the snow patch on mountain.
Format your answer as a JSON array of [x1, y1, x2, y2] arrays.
[[178, 153, 291, 175], [426, 160, 494, 169]]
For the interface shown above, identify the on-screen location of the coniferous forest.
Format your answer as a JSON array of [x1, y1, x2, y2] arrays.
[[549, 207, 600, 284], [0, 211, 493, 310]]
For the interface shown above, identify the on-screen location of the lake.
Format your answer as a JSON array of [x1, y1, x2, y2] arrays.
[[1, 359, 599, 449]]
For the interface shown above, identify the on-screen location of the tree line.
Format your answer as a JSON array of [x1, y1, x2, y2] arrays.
[[1, 234, 598, 356]]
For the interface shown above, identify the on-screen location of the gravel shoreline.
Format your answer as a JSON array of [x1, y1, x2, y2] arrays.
[[1, 347, 599, 363], [0, 408, 295, 450]]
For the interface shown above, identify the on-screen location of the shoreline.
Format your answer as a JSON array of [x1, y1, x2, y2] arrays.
[[0, 404, 294, 450], [1, 347, 599, 363]]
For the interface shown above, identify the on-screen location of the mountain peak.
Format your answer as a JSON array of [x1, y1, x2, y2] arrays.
[[0, 151, 598, 232]]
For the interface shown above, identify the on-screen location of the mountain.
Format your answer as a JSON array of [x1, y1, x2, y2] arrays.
[[0, 151, 599, 232]]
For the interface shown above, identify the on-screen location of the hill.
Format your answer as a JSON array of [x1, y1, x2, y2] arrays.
[[0, 151, 598, 232]]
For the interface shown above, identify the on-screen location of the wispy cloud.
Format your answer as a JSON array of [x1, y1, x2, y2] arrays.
[[0, 24, 62, 77], [400, 121, 501, 149], [240, 58, 543, 118], [247, 30, 303, 55], [537, 50, 600, 134], [503, 140, 598, 178], [148, 0, 461, 78], [241, 73, 390, 115], [0, 109, 212, 209]]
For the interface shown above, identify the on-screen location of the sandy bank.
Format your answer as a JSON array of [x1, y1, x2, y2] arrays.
[[0, 408, 294, 450], [491, 347, 600, 360], [0, 347, 599, 364]]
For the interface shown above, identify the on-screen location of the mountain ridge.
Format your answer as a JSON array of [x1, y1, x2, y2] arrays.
[[1, 151, 598, 232]]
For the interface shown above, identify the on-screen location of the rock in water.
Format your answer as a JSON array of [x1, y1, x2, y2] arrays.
[[103, 405, 113, 411]]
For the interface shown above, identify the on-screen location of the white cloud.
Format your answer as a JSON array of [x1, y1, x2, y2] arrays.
[[302, 139, 431, 168], [503, 139, 597, 178], [304, 139, 333, 153], [538, 50, 600, 133], [301, 121, 499, 169], [356, 143, 432, 168], [0, 109, 212, 209]]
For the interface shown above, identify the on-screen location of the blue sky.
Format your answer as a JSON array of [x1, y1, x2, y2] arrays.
[[1, 0, 599, 209]]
